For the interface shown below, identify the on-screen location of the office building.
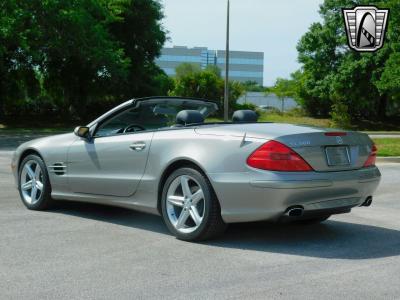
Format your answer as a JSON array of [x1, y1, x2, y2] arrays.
[[155, 46, 264, 85], [216, 50, 264, 85]]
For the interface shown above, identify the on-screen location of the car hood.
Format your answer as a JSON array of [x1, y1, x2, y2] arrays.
[[15, 132, 76, 153]]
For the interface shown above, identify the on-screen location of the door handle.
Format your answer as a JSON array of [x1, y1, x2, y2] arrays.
[[129, 142, 146, 151]]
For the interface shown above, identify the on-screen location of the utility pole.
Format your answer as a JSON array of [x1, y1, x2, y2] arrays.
[[224, 0, 230, 122]]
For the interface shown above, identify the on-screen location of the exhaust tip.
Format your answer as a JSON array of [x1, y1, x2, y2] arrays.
[[285, 206, 304, 217], [362, 196, 373, 207]]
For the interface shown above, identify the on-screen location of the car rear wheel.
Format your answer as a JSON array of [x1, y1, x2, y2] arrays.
[[18, 154, 53, 210], [161, 167, 227, 241]]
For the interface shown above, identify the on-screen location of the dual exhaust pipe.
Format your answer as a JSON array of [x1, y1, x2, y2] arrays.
[[361, 196, 373, 207], [285, 206, 304, 217], [285, 196, 373, 218]]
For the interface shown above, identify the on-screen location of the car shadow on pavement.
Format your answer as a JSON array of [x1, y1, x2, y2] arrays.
[[209, 220, 400, 260], [50, 201, 400, 260], [50, 201, 170, 235]]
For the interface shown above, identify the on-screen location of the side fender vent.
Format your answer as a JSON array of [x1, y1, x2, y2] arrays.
[[48, 163, 67, 176]]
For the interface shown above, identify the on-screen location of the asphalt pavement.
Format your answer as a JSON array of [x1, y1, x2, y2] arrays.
[[0, 133, 50, 150], [1, 149, 400, 299]]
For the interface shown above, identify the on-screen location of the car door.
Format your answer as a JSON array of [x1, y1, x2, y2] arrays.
[[66, 101, 167, 197], [67, 132, 153, 197]]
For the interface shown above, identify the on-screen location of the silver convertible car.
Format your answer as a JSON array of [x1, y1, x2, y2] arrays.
[[12, 97, 381, 241]]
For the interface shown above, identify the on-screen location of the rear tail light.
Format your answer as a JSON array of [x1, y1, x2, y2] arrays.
[[247, 140, 313, 172], [325, 132, 347, 136], [363, 144, 377, 167]]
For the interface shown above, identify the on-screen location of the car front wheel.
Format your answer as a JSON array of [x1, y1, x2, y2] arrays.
[[161, 167, 227, 241], [18, 154, 53, 210]]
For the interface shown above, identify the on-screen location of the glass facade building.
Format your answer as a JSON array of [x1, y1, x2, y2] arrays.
[[155, 46, 264, 85]]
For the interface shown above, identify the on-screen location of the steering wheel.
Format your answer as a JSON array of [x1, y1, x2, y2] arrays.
[[123, 124, 146, 133]]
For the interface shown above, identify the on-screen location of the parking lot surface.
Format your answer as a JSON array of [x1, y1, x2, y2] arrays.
[[1, 150, 399, 299]]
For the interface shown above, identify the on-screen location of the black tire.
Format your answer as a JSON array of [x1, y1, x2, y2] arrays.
[[18, 154, 53, 210], [161, 167, 227, 241], [297, 215, 331, 225]]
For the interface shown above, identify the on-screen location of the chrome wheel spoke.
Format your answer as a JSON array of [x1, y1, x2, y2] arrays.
[[167, 195, 184, 207], [191, 189, 204, 205], [36, 181, 44, 191], [25, 164, 35, 179], [189, 206, 202, 226], [34, 163, 41, 180], [176, 209, 190, 229], [31, 186, 38, 202], [180, 176, 192, 198], [21, 180, 33, 190]]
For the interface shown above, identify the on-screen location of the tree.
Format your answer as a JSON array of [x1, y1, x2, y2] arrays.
[[377, 53, 400, 112], [175, 63, 201, 79], [268, 78, 296, 112], [108, 0, 167, 100], [0, 0, 168, 123], [295, 0, 400, 120], [204, 65, 221, 78], [40, 0, 131, 120], [170, 68, 244, 117], [242, 81, 265, 92], [375, 0, 400, 116], [0, 0, 42, 120]]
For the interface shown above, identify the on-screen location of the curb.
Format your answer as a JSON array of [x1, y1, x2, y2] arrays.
[[370, 135, 400, 139], [365, 132, 400, 135], [377, 157, 400, 163]]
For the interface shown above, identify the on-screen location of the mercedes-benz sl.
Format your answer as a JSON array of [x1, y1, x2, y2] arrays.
[[11, 97, 381, 241]]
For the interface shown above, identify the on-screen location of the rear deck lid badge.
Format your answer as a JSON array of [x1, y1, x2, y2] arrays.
[[336, 136, 344, 145]]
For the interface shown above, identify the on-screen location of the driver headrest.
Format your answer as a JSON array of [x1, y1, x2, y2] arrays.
[[176, 110, 205, 126], [232, 110, 258, 123]]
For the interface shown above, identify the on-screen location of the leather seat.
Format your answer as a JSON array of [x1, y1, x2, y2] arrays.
[[232, 110, 258, 123], [175, 110, 205, 126]]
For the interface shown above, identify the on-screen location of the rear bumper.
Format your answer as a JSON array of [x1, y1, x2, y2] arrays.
[[208, 166, 381, 223]]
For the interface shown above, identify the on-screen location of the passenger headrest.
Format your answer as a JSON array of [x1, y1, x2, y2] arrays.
[[232, 110, 258, 123], [176, 110, 205, 126]]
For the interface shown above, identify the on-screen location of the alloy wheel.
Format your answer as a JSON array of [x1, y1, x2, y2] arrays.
[[166, 175, 205, 234], [20, 160, 44, 205]]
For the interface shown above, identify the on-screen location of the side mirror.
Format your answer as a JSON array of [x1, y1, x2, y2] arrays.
[[74, 126, 91, 139]]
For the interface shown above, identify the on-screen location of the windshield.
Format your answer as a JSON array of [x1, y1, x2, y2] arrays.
[[139, 98, 218, 121], [93, 97, 219, 136]]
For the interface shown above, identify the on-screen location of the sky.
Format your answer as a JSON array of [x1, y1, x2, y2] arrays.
[[160, 0, 323, 86]]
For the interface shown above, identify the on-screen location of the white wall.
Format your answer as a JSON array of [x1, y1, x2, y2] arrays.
[[238, 92, 298, 112]]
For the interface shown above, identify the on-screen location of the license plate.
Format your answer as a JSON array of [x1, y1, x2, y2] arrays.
[[325, 146, 350, 166]]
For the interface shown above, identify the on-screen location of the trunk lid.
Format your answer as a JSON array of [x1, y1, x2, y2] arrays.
[[195, 123, 326, 139], [195, 123, 373, 172], [276, 132, 372, 172]]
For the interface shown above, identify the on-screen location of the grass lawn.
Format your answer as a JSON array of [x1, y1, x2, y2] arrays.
[[373, 138, 400, 157], [364, 131, 400, 135], [258, 113, 332, 128]]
